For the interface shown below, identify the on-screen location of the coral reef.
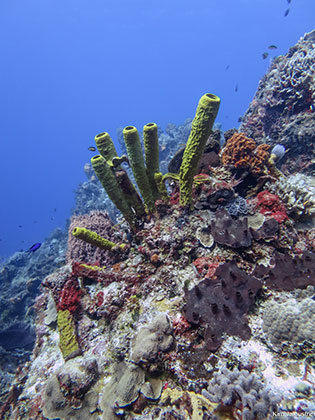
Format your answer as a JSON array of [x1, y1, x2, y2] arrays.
[[240, 30, 315, 157], [1, 68, 315, 420]]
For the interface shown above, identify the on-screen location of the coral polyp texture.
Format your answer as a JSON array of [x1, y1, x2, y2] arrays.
[[2, 45, 315, 420], [221, 132, 271, 176]]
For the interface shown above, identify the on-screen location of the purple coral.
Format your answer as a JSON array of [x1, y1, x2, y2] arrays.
[[183, 261, 261, 351]]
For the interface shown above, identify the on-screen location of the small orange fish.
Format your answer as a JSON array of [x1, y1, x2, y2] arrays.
[[88, 146, 96, 152]]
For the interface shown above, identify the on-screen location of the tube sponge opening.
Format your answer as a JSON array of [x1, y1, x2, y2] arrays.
[[143, 122, 160, 200], [94, 132, 118, 164]]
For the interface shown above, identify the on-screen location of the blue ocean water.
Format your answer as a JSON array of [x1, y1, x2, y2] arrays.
[[0, 0, 314, 258]]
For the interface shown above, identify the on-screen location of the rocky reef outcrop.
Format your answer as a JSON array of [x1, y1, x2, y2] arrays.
[[240, 30, 315, 161]]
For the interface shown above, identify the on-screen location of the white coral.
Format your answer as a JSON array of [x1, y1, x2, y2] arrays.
[[268, 173, 315, 218]]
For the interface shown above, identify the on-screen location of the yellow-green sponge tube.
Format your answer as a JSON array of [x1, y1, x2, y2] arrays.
[[115, 170, 146, 218], [57, 309, 81, 360], [72, 227, 127, 251], [94, 132, 118, 165], [179, 93, 220, 207], [143, 122, 160, 200], [154, 172, 169, 202], [91, 155, 136, 227], [123, 126, 155, 213]]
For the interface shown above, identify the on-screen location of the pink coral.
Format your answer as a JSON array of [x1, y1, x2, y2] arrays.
[[255, 190, 288, 223]]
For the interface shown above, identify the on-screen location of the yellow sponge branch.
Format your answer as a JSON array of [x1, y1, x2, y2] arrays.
[[179, 93, 220, 207], [91, 154, 136, 227], [123, 126, 155, 213], [72, 227, 127, 251], [94, 132, 118, 165], [143, 122, 160, 200], [57, 309, 81, 360]]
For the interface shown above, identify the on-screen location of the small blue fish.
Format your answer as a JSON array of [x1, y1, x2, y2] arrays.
[[28, 242, 42, 252]]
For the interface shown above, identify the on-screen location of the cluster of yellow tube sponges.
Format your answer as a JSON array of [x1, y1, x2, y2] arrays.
[[72, 93, 220, 250]]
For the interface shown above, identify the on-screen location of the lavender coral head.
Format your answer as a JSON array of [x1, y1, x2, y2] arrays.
[[270, 144, 286, 161]]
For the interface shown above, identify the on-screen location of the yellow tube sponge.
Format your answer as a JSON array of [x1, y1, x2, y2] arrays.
[[115, 170, 146, 218], [94, 132, 118, 165], [154, 172, 169, 202], [179, 93, 220, 207], [143, 122, 160, 200], [123, 126, 155, 213], [91, 155, 136, 227], [72, 227, 127, 251], [57, 309, 81, 360]]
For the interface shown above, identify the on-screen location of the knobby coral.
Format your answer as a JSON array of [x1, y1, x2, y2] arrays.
[[221, 132, 270, 176]]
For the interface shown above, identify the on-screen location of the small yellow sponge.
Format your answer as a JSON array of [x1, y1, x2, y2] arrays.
[[57, 309, 81, 360]]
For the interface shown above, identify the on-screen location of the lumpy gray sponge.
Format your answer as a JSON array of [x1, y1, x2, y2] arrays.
[[263, 297, 315, 346], [202, 367, 279, 420], [130, 314, 174, 364]]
